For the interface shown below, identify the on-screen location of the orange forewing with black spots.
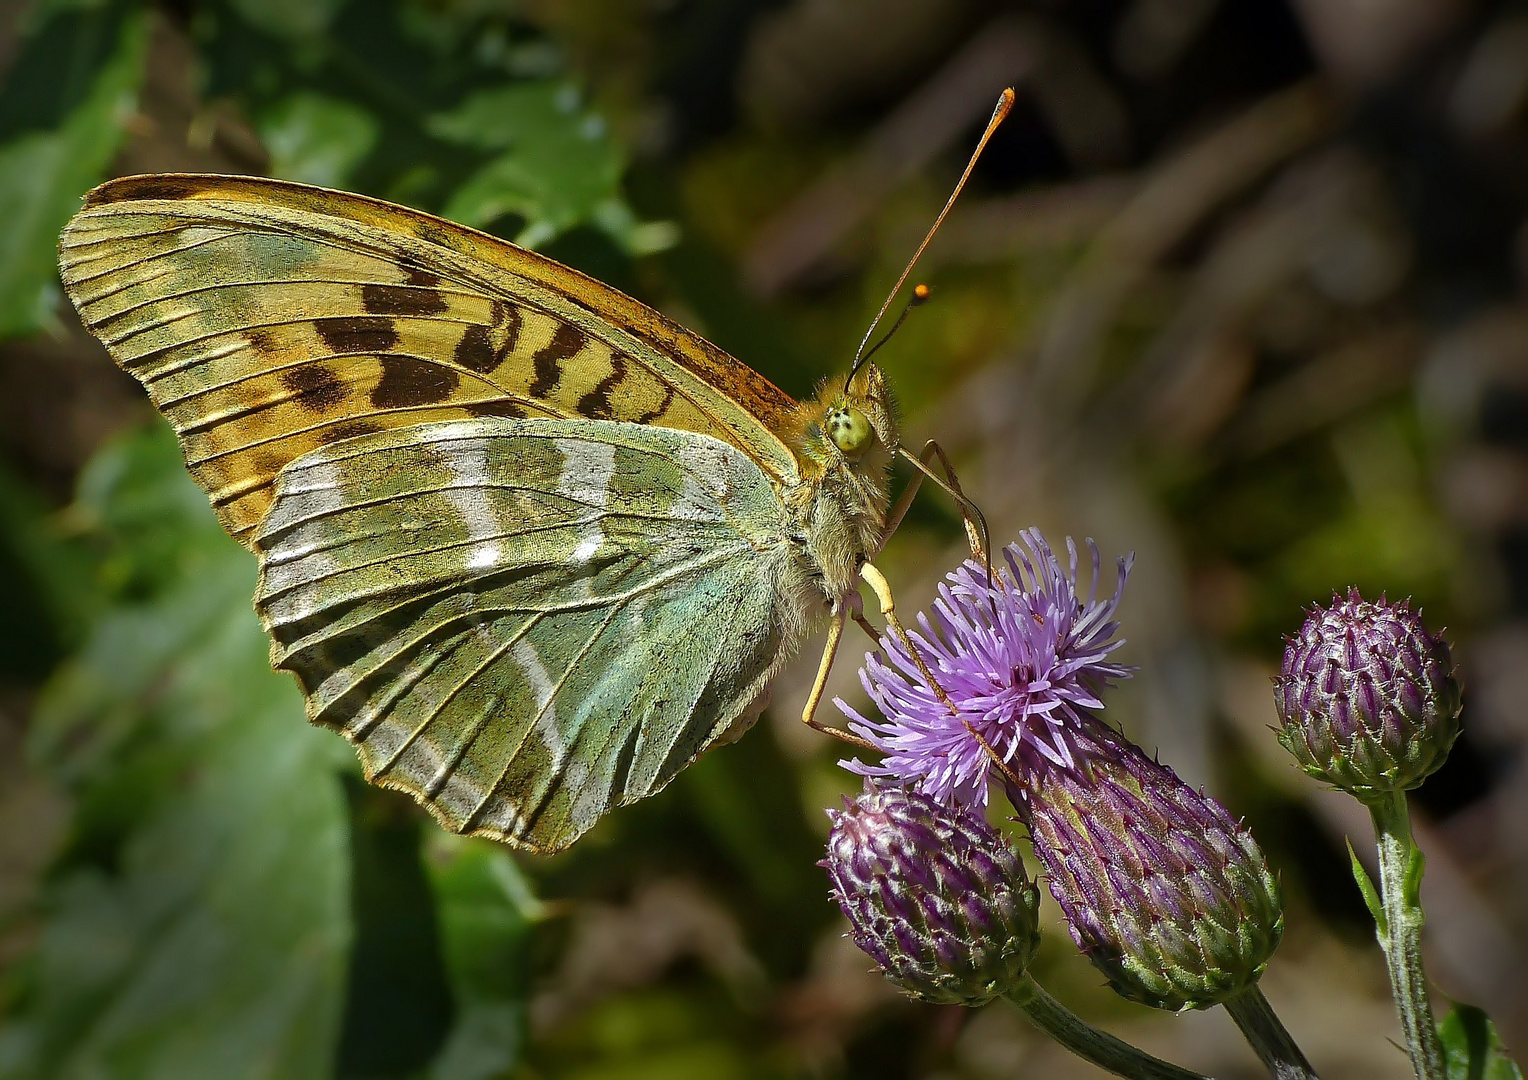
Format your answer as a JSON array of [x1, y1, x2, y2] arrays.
[[60, 174, 802, 546]]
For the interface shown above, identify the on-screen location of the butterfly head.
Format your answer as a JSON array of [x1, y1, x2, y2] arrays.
[[798, 363, 899, 469]]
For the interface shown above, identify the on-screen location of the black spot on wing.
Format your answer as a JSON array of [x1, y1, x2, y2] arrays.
[[315, 626, 376, 677], [247, 327, 279, 353], [576, 354, 628, 420], [403, 265, 442, 289], [88, 176, 206, 205], [371, 356, 459, 408], [321, 420, 384, 444], [454, 326, 496, 373], [315, 317, 399, 354], [360, 283, 449, 317], [454, 302, 522, 374], [463, 399, 529, 418], [632, 382, 675, 425], [414, 220, 454, 247], [528, 322, 585, 400], [280, 365, 348, 412]]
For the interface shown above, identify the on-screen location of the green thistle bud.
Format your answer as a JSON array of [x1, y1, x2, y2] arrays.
[[1011, 721, 1284, 1012], [1273, 590, 1461, 801], [823, 783, 1040, 1006]]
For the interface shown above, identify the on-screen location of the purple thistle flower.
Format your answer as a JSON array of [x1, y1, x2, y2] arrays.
[[1012, 719, 1283, 1011], [1274, 589, 1461, 801], [823, 781, 1039, 1006], [835, 529, 1282, 1011], [837, 529, 1133, 806]]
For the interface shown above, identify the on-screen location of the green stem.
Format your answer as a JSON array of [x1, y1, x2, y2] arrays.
[[1004, 976, 1211, 1080], [1367, 790, 1447, 1080], [1222, 985, 1319, 1079]]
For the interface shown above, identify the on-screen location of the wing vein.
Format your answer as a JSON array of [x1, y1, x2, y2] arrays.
[[487, 598, 630, 840]]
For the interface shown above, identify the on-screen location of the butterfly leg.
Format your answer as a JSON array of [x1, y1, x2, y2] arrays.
[[860, 561, 958, 714], [851, 607, 885, 644], [888, 440, 989, 562], [861, 562, 1020, 789], [800, 606, 844, 730], [801, 598, 877, 750]]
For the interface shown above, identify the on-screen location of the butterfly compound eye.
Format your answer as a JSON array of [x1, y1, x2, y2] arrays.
[[826, 406, 874, 456]]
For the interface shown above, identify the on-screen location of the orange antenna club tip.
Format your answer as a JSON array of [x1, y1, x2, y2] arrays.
[[849, 87, 1015, 379]]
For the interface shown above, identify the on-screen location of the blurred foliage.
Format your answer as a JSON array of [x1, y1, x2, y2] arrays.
[[0, 3, 145, 338], [0, 424, 544, 1079], [1440, 1005, 1524, 1080], [3, 0, 1528, 1076], [0, 0, 670, 348], [0, 425, 353, 1079]]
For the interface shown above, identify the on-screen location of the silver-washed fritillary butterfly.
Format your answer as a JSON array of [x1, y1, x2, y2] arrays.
[[56, 92, 1012, 853]]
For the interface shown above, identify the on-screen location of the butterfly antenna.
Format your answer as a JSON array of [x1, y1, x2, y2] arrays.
[[851, 283, 931, 381], [847, 86, 1015, 385]]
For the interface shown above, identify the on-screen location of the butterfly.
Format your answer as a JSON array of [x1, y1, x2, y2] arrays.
[[57, 93, 1010, 854]]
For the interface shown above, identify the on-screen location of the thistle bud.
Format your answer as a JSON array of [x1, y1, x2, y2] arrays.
[[823, 783, 1039, 1006], [1273, 590, 1461, 801], [1011, 721, 1283, 1013]]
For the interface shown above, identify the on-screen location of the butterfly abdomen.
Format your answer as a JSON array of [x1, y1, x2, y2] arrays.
[[792, 468, 888, 601]]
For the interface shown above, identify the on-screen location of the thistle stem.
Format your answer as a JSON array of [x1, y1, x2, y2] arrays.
[[1004, 976, 1210, 1080], [1222, 985, 1319, 1079], [1368, 790, 1446, 1080]]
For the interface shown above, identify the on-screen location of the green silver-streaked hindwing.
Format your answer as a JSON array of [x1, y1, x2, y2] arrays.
[[254, 417, 798, 853]]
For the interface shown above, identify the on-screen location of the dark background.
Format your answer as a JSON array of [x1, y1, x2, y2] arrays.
[[1, 0, 1526, 1077]]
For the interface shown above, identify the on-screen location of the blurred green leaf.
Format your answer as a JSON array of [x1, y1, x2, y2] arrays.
[[226, 0, 344, 40], [541, 990, 754, 1080], [424, 835, 542, 1080], [334, 787, 453, 1078], [1346, 839, 1385, 931], [427, 82, 588, 154], [1440, 1004, 1524, 1080], [431, 82, 673, 253], [588, 200, 681, 259], [1, 0, 133, 137], [0, 7, 145, 339], [70, 420, 228, 598], [0, 427, 353, 1080], [22, 0, 117, 21], [0, 462, 99, 674], [258, 91, 380, 188]]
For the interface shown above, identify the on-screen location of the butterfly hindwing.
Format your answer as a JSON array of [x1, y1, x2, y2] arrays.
[[59, 174, 801, 547], [253, 418, 800, 853]]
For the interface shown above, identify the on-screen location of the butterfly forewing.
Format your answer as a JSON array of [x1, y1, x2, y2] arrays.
[[253, 418, 796, 853], [59, 174, 801, 547]]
